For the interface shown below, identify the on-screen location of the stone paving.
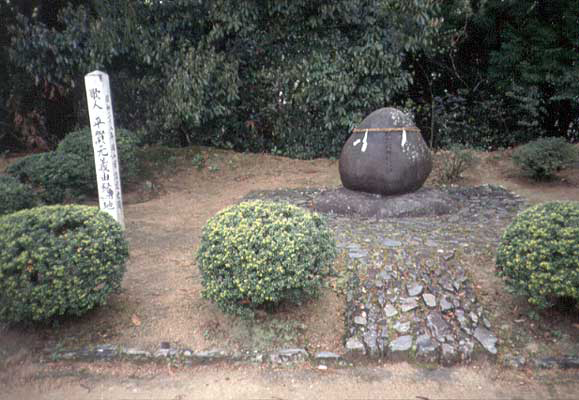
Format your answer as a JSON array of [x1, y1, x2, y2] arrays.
[[245, 185, 526, 365]]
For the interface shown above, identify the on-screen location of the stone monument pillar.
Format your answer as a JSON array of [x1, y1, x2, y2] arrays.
[[339, 107, 432, 196]]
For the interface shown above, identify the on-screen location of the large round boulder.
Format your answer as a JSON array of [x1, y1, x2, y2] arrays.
[[339, 108, 432, 196]]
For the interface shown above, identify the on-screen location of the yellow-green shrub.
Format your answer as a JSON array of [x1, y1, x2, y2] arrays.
[[0, 205, 129, 322], [496, 202, 579, 309], [196, 201, 337, 316]]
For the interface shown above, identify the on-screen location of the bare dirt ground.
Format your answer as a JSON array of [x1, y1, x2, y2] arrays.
[[1, 145, 579, 399], [4, 359, 579, 400]]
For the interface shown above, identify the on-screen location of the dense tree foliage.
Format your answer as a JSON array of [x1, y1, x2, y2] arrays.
[[1, 0, 577, 157], [407, 0, 579, 149]]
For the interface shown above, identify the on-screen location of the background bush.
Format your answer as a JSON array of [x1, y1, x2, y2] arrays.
[[0, 205, 129, 323], [196, 201, 337, 317], [0, 175, 39, 216], [6, 152, 88, 203], [496, 202, 579, 309], [57, 127, 141, 193], [512, 137, 578, 180], [433, 144, 478, 184]]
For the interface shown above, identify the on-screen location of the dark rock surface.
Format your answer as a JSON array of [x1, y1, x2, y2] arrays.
[[339, 108, 432, 196]]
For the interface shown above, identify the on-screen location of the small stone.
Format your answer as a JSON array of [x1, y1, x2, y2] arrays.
[[473, 326, 498, 355], [455, 309, 472, 334], [534, 357, 558, 369], [273, 348, 308, 363], [440, 297, 454, 312], [422, 293, 437, 308], [315, 352, 341, 362], [122, 348, 151, 358], [441, 343, 458, 366], [407, 283, 424, 297], [559, 357, 579, 369], [427, 311, 452, 340], [381, 238, 402, 247], [354, 315, 367, 326], [425, 239, 438, 247], [469, 311, 479, 324], [503, 354, 526, 369], [443, 250, 455, 261], [416, 334, 439, 361], [394, 321, 411, 334], [441, 278, 455, 293], [195, 349, 227, 360], [346, 337, 365, 353], [143, 180, 154, 192], [363, 331, 380, 357], [400, 297, 419, 313], [384, 304, 398, 318], [390, 335, 413, 352], [377, 292, 386, 307], [88, 344, 118, 360], [378, 271, 392, 280], [483, 318, 492, 329], [458, 339, 474, 362]]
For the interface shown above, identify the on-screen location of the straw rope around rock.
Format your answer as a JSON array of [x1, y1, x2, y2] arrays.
[[351, 127, 420, 133]]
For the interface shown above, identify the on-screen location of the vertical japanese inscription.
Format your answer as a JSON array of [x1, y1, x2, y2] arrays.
[[84, 71, 125, 229]]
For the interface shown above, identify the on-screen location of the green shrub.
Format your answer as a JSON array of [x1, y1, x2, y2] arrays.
[[434, 144, 478, 184], [0, 175, 40, 216], [512, 137, 578, 180], [0, 205, 128, 322], [196, 201, 337, 317], [6, 152, 88, 204], [496, 202, 579, 309], [57, 127, 141, 193]]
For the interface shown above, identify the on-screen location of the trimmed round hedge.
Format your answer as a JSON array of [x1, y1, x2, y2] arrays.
[[496, 202, 579, 309], [196, 201, 337, 316], [0, 175, 39, 216], [0, 205, 129, 322], [6, 152, 88, 204], [512, 137, 578, 180], [57, 127, 141, 193]]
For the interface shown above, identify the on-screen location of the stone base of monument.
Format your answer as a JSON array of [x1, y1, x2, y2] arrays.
[[313, 187, 457, 218]]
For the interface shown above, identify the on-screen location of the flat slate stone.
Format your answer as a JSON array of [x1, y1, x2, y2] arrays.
[[440, 297, 454, 312], [270, 348, 308, 363], [384, 304, 398, 318], [441, 343, 458, 366], [407, 283, 424, 297], [422, 293, 437, 308], [394, 321, 411, 334], [473, 326, 498, 355], [427, 312, 452, 340], [381, 238, 402, 247], [354, 315, 367, 326], [416, 334, 439, 361], [400, 297, 418, 312], [346, 337, 365, 353], [390, 335, 413, 352], [315, 352, 342, 361]]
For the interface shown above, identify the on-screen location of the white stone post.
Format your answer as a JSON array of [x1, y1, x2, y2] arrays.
[[84, 70, 125, 229]]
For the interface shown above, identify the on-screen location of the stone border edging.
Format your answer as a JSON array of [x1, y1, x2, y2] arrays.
[[45, 343, 578, 370]]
